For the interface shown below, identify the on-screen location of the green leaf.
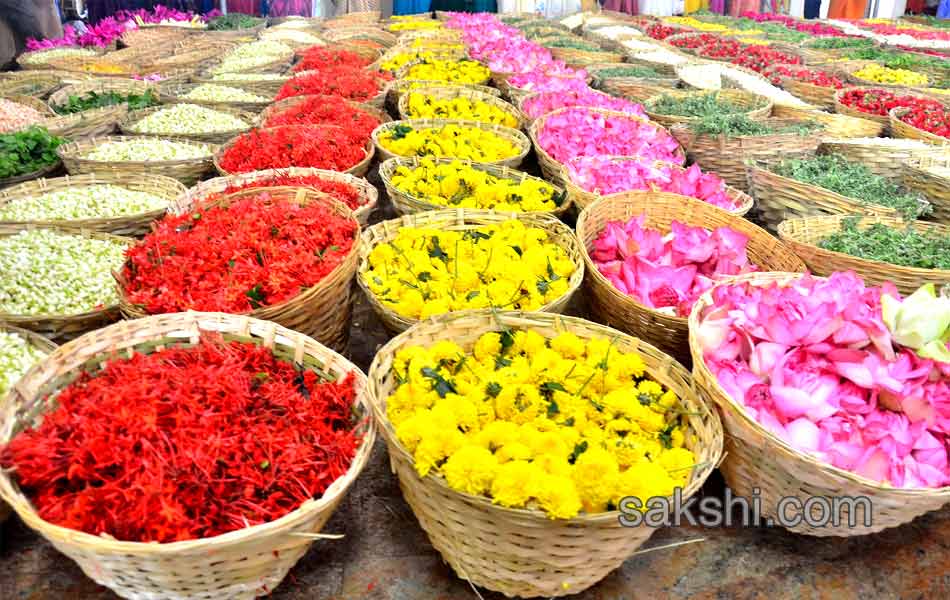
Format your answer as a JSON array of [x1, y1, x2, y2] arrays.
[[428, 236, 448, 263], [391, 124, 414, 140], [546, 398, 560, 418], [494, 356, 512, 370], [568, 440, 589, 464], [418, 271, 432, 282], [465, 290, 480, 301], [421, 366, 457, 398], [246, 285, 266, 309], [485, 381, 502, 398], [462, 230, 492, 242], [540, 381, 567, 397]]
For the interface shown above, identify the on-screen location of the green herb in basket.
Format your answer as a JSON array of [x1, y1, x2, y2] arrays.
[[0, 127, 63, 180], [542, 38, 603, 52], [845, 46, 950, 72], [805, 37, 874, 50], [689, 113, 821, 137], [773, 155, 930, 221], [648, 92, 751, 118], [818, 217, 950, 270], [52, 89, 160, 116], [593, 65, 662, 79], [207, 14, 264, 31]]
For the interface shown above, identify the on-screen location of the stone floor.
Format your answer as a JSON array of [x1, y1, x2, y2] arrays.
[[3, 161, 950, 599]]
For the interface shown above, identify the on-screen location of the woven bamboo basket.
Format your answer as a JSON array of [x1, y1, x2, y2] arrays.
[[366, 309, 722, 597], [643, 89, 772, 128], [191, 75, 289, 98], [562, 156, 753, 217], [259, 29, 327, 49], [157, 82, 273, 113], [118, 188, 360, 351], [258, 95, 391, 129], [0, 73, 62, 98], [587, 62, 679, 92], [746, 160, 906, 231], [531, 107, 685, 186], [119, 28, 188, 47], [211, 51, 294, 76], [516, 88, 643, 125], [622, 51, 684, 78], [176, 167, 377, 225], [44, 80, 157, 140], [57, 136, 218, 186], [205, 21, 267, 39], [841, 62, 930, 89], [322, 27, 397, 47], [548, 45, 625, 66], [890, 107, 950, 145], [833, 86, 893, 126], [378, 156, 570, 218], [119, 104, 256, 145], [214, 125, 374, 178], [903, 155, 950, 224], [279, 69, 388, 110], [141, 47, 222, 75], [688, 271, 950, 536], [395, 57, 490, 87], [17, 47, 102, 71], [576, 193, 803, 365], [771, 103, 885, 138], [776, 71, 842, 111], [0, 311, 375, 597], [669, 119, 823, 190], [357, 210, 585, 334], [372, 119, 530, 169], [397, 86, 526, 130], [3, 94, 55, 119], [386, 80, 500, 111], [0, 224, 129, 340], [819, 137, 950, 179], [0, 172, 184, 236], [777, 215, 950, 294], [504, 72, 595, 104], [48, 56, 139, 79]]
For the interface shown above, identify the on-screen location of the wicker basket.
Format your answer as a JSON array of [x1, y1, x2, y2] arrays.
[[531, 107, 685, 186], [17, 47, 102, 71], [397, 86, 526, 129], [0, 160, 63, 190], [819, 137, 950, 179], [516, 88, 645, 125], [279, 69, 388, 110], [643, 89, 772, 128], [903, 155, 950, 224], [563, 156, 753, 217], [747, 160, 905, 231], [833, 86, 893, 126], [0, 311, 375, 598], [119, 104, 255, 145], [0, 172, 184, 237], [214, 125, 374, 178], [44, 80, 157, 140], [669, 119, 822, 190], [842, 62, 930, 89], [0, 224, 129, 340], [778, 75, 841, 111], [548, 45, 625, 67], [48, 56, 139, 79], [576, 193, 804, 365], [386, 80, 500, 111], [157, 82, 273, 113], [57, 136, 218, 186], [141, 47, 222, 75], [777, 215, 950, 294], [366, 309, 722, 597], [378, 156, 570, 218], [3, 94, 55, 119], [357, 210, 585, 334], [505, 72, 594, 104], [771, 104, 885, 138], [0, 73, 62, 98], [176, 167, 378, 225], [372, 119, 530, 168], [258, 95, 391, 129], [587, 62, 679, 94], [890, 107, 950, 145], [118, 188, 360, 351], [688, 271, 950, 536]]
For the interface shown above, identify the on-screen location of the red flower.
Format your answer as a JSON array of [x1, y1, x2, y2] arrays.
[[897, 103, 950, 139], [219, 125, 368, 174], [838, 88, 942, 117], [766, 65, 845, 88], [276, 67, 382, 102], [293, 46, 374, 73], [263, 94, 381, 139], [219, 172, 364, 210]]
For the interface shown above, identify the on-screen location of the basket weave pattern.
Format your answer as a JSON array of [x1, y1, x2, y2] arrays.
[[372, 118, 530, 168], [57, 135, 218, 186]]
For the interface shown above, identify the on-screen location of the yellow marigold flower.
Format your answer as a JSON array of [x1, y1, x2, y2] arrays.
[[433, 395, 479, 433], [573, 447, 620, 513], [404, 59, 490, 84], [443, 445, 499, 496], [658, 447, 696, 484], [615, 461, 677, 505], [534, 474, 583, 519], [495, 442, 534, 463], [494, 384, 544, 425], [476, 420, 520, 450], [637, 379, 664, 400], [550, 332, 586, 359], [521, 329, 548, 357], [473, 332, 502, 362], [406, 92, 520, 128], [533, 453, 574, 478], [491, 460, 541, 508]]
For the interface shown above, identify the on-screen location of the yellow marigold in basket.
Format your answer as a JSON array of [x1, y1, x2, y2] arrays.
[[385, 331, 696, 519], [379, 123, 521, 162], [405, 59, 490, 85], [664, 16, 727, 31], [410, 37, 465, 51], [362, 220, 575, 319], [406, 92, 519, 127], [381, 50, 448, 73], [852, 63, 928, 86], [389, 20, 444, 32], [389, 158, 563, 212]]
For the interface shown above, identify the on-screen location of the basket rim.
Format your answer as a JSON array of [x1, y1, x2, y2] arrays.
[[355, 209, 586, 330], [0, 311, 378, 553], [0, 322, 58, 354], [642, 88, 773, 124], [56, 135, 218, 167], [687, 271, 950, 497], [371, 118, 531, 165], [119, 103, 256, 139], [258, 94, 391, 129], [397, 86, 526, 128], [367, 308, 724, 523], [889, 106, 950, 145], [156, 81, 274, 107]]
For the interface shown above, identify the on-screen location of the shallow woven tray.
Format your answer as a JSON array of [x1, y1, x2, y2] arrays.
[[176, 167, 378, 225], [0, 224, 130, 341], [257, 95, 391, 130], [688, 271, 950, 536], [548, 45, 625, 67], [833, 86, 893, 126], [0, 73, 62, 98], [372, 119, 530, 168], [118, 188, 360, 351], [214, 125, 374, 178], [643, 88, 772, 128], [378, 156, 570, 218], [576, 192, 804, 365], [2, 94, 55, 119], [357, 209, 585, 334], [777, 214, 950, 295], [157, 82, 273, 113], [903, 155, 950, 224], [191, 75, 289, 98], [397, 86, 525, 129], [44, 79, 157, 140], [841, 61, 930, 89], [119, 104, 255, 145], [0, 172, 185, 237], [516, 87, 644, 125], [746, 160, 905, 232], [779, 74, 840, 110], [367, 309, 722, 597], [0, 161, 63, 190], [17, 47, 102, 70], [819, 137, 950, 180], [890, 107, 950, 145], [280, 69, 388, 110], [0, 311, 375, 597], [771, 104, 885, 138], [562, 156, 753, 216], [57, 135, 218, 186]]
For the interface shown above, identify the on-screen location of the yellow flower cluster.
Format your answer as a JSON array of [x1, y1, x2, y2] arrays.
[[406, 92, 519, 127], [381, 50, 454, 73], [410, 37, 465, 50], [664, 16, 727, 31], [852, 63, 928, 86], [405, 59, 490, 85], [385, 331, 696, 518], [379, 123, 522, 163], [738, 37, 771, 45], [389, 20, 444, 32], [389, 158, 563, 212], [363, 220, 574, 319]]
